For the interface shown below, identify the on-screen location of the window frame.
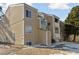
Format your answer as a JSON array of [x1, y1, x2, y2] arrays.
[[26, 10, 32, 18], [55, 18, 59, 23], [25, 26, 33, 34]]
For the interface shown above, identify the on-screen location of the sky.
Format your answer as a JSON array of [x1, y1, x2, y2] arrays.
[[0, 0, 79, 21]]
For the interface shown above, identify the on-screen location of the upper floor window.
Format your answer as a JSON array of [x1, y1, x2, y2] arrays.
[[55, 18, 59, 23], [55, 27, 59, 33], [26, 10, 32, 18], [25, 26, 33, 33], [39, 18, 47, 30]]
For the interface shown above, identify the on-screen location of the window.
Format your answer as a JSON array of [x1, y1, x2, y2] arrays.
[[27, 41, 32, 45], [55, 27, 59, 33], [29, 11, 31, 18], [47, 22, 50, 26], [25, 41, 32, 45], [25, 26, 32, 33], [55, 18, 59, 23], [26, 10, 28, 17], [26, 10, 32, 18], [40, 18, 47, 30]]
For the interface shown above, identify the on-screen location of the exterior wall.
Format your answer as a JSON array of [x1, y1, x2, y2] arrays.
[[5, 3, 39, 45], [38, 30, 46, 45], [38, 30, 51, 45], [24, 4, 39, 45], [5, 4, 24, 45], [53, 15, 60, 42], [46, 31, 51, 45], [43, 13, 53, 37], [60, 21, 65, 41]]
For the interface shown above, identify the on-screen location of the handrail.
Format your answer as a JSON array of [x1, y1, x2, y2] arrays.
[[0, 10, 15, 44]]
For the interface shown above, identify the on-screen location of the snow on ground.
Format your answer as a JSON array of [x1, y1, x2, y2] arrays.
[[34, 42, 79, 53], [50, 42, 79, 53]]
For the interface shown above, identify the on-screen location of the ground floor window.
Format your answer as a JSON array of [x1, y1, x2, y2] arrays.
[[25, 26, 33, 34], [25, 41, 32, 45]]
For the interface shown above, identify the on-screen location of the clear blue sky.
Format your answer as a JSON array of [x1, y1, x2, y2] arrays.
[[32, 3, 79, 21]]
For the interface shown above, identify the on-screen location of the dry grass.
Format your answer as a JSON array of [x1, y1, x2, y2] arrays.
[[15, 48, 65, 55]]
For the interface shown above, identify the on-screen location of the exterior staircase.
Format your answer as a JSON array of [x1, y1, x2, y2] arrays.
[[0, 10, 15, 44]]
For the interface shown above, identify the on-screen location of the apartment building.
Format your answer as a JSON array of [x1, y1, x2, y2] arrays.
[[0, 3, 64, 46], [5, 3, 51, 45]]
